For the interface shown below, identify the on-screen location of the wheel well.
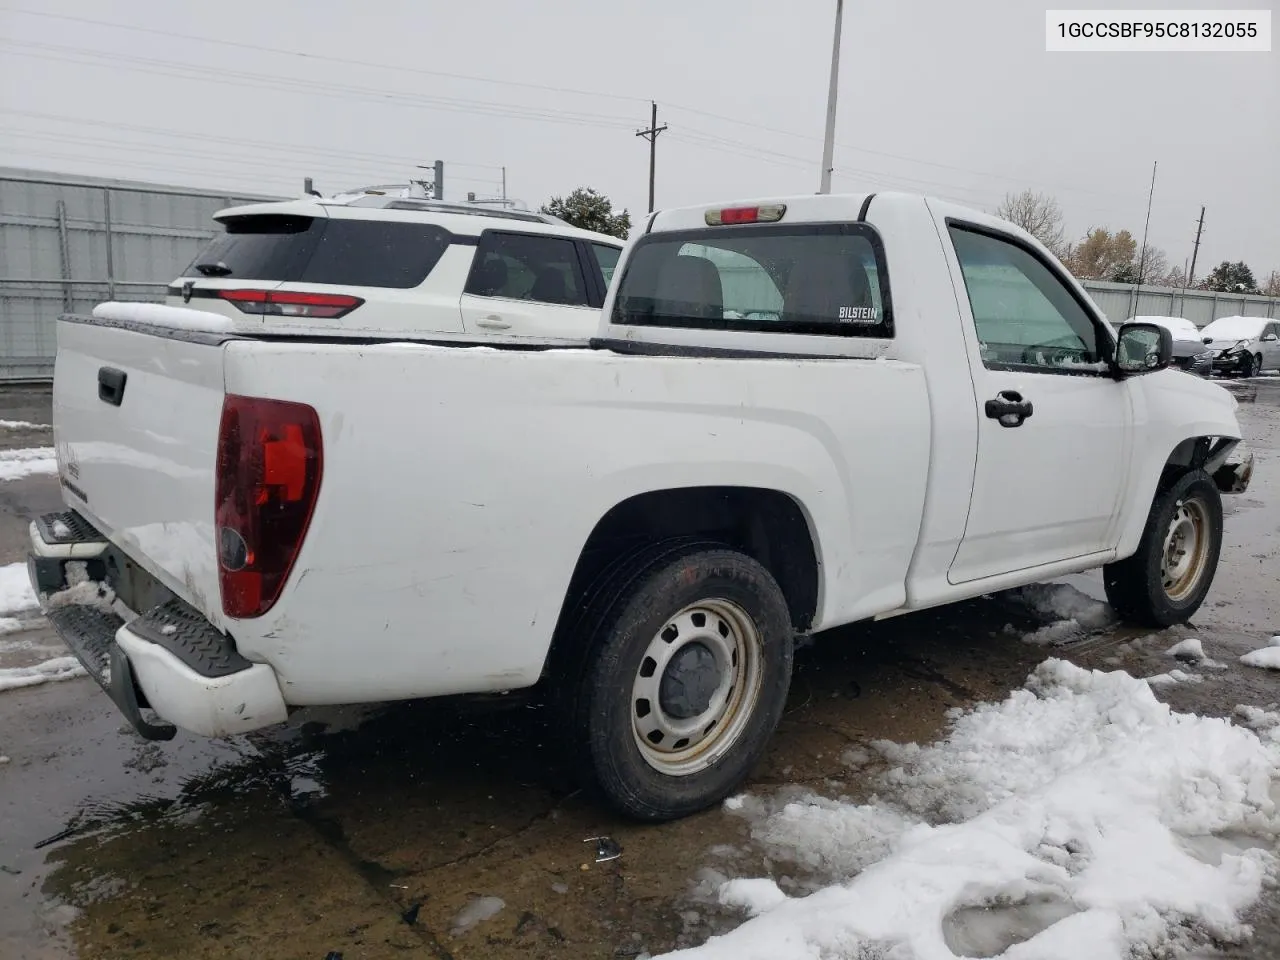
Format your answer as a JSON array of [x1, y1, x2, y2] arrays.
[[550, 487, 820, 651], [1162, 436, 1227, 480]]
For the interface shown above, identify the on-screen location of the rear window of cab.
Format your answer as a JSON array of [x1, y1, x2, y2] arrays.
[[612, 222, 892, 338]]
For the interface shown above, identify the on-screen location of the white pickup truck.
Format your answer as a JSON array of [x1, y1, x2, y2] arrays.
[[32, 192, 1253, 821]]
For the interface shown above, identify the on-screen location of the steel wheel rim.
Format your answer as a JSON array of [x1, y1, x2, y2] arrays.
[[630, 598, 763, 777], [1161, 496, 1211, 602]]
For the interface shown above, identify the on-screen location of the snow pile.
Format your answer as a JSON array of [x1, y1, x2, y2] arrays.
[[0, 656, 86, 692], [1164, 637, 1227, 670], [1166, 638, 1206, 661], [1241, 639, 1280, 670], [1145, 668, 1203, 686], [92, 301, 235, 332], [0, 419, 49, 430], [0, 447, 57, 482], [0, 562, 39, 616], [1008, 583, 1114, 645], [667, 660, 1280, 960]]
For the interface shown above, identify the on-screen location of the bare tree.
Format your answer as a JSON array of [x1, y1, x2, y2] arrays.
[[995, 190, 1067, 258], [1135, 245, 1170, 285], [1262, 270, 1280, 297]]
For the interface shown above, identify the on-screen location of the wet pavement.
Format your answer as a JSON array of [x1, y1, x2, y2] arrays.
[[1, 379, 1278, 960]]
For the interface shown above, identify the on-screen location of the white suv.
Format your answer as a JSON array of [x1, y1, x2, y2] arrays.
[[166, 191, 625, 344]]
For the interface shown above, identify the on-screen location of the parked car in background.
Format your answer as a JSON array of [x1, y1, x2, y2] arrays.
[[1131, 315, 1213, 377], [166, 187, 625, 345], [1200, 315, 1280, 378]]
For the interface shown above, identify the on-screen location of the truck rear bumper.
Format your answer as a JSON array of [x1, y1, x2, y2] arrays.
[[28, 512, 288, 739]]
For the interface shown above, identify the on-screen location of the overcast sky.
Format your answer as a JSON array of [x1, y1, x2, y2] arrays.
[[1, 0, 1276, 274]]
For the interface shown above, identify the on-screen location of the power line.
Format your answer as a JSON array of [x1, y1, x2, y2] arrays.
[[0, 30, 1160, 220], [0, 111, 505, 185], [0, 5, 1147, 206], [0, 5, 652, 106], [2, 129, 505, 191], [0, 40, 639, 131]]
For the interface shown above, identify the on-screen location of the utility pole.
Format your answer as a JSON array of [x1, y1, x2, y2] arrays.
[[1188, 205, 1206, 287], [501, 166, 507, 204], [412, 162, 444, 200], [1136, 160, 1158, 286], [636, 101, 667, 213], [818, 0, 845, 194]]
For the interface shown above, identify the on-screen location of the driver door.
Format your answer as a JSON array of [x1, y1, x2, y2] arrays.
[[945, 224, 1133, 585]]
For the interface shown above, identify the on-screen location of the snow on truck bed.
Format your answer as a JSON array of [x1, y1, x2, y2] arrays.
[[91, 301, 236, 332], [665, 659, 1280, 960]]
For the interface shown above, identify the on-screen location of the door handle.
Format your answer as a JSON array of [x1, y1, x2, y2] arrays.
[[984, 390, 1033, 428], [98, 366, 127, 406], [474, 315, 511, 330]]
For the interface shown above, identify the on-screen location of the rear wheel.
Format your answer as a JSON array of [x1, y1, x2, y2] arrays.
[[569, 545, 793, 821], [1103, 470, 1222, 628]]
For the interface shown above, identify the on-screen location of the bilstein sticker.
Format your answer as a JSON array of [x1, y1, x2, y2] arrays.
[[838, 306, 879, 323]]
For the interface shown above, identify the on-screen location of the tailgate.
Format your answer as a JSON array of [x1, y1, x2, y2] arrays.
[[53, 315, 227, 623]]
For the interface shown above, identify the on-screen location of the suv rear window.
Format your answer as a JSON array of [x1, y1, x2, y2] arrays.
[[613, 223, 891, 337], [183, 215, 451, 289]]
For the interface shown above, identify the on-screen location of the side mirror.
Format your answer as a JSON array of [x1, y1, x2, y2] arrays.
[[1115, 322, 1173, 376], [1263, 333, 1279, 343], [1203, 336, 1214, 344]]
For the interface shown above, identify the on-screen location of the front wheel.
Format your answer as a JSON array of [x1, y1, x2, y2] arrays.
[[1104, 470, 1223, 628], [570, 546, 794, 821], [1240, 353, 1257, 378]]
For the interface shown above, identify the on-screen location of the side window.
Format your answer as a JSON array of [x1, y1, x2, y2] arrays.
[[948, 225, 1105, 372], [466, 232, 589, 306], [300, 220, 450, 288], [591, 243, 622, 288]]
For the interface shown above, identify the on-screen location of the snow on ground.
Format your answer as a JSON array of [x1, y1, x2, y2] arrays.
[[0, 561, 39, 616], [1007, 583, 1115, 645], [1164, 636, 1228, 670], [0, 656, 85, 692], [1241, 644, 1280, 670], [1166, 638, 1206, 661], [667, 660, 1280, 960], [0, 447, 57, 481], [1145, 668, 1204, 686], [0, 419, 49, 430]]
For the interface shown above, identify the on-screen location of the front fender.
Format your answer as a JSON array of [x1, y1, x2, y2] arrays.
[[1114, 370, 1243, 559]]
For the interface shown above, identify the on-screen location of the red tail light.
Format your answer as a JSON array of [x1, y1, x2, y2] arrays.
[[218, 289, 363, 319], [704, 203, 787, 226], [215, 395, 323, 618]]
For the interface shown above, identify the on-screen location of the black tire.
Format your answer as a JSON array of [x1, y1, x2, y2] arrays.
[[568, 545, 793, 822], [1103, 470, 1223, 628], [1240, 353, 1257, 378]]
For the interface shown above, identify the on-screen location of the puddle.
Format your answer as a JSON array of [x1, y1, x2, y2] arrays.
[[943, 895, 1080, 957]]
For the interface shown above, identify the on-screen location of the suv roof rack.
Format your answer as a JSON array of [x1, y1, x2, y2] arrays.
[[346, 195, 553, 224], [323, 183, 560, 225]]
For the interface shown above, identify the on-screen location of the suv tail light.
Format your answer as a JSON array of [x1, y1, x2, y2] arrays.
[[216, 395, 323, 619], [218, 289, 363, 319]]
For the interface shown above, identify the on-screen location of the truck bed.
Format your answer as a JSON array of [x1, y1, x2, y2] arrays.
[[49, 310, 932, 706]]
